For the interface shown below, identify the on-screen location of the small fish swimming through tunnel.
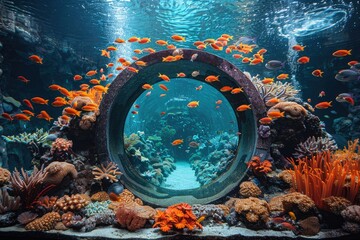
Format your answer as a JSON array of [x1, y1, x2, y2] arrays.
[[96, 49, 270, 206]]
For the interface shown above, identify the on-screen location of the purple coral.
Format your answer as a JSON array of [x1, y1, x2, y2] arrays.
[[258, 125, 271, 138]]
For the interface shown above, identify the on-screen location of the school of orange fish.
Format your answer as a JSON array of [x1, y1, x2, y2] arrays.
[[1, 34, 356, 146]]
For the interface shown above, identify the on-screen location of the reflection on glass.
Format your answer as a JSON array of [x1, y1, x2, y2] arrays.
[[123, 78, 241, 190]]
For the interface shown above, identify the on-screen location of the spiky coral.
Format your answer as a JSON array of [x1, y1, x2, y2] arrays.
[[251, 75, 299, 102], [1, 128, 50, 147], [10, 166, 54, 209], [92, 162, 122, 183], [289, 148, 360, 210], [0, 188, 21, 214], [153, 203, 202, 233], [294, 136, 338, 159]]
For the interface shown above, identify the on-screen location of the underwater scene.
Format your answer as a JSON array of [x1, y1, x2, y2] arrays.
[[0, 0, 360, 239]]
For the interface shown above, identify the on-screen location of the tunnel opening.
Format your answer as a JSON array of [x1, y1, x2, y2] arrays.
[[96, 49, 269, 206]]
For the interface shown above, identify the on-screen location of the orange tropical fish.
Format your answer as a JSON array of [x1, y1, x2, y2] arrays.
[[73, 75, 82, 81], [132, 56, 139, 61], [107, 73, 114, 78], [100, 74, 107, 81], [262, 78, 274, 84], [250, 58, 262, 65], [116, 66, 124, 71], [315, 101, 332, 109], [171, 35, 185, 42], [171, 139, 184, 146], [28, 55, 43, 64], [135, 61, 147, 66], [80, 83, 90, 89], [167, 44, 176, 50], [90, 79, 100, 85], [22, 110, 34, 116], [195, 85, 203, 91], [232, 54, 243, 59], [131, 110, 138, 114], [297, 56, 310, 64], [174, 54, 184, 61], [101, 49, 110, 58], [220, 86, 233, 92], [134, 104, 140, 109], [13, 113, 31, 121], [127, 67, 139, 73], [37, 110, 53, 122], [236, 104, 251, 112], [31, 97, 48, 105], [204, 38, 216, 44], [52, 100, 67, 107], [221, 34, 233, 39], [344, 97, 355, 106], [242, 57, 251, 63], [292, 45, 306, 51], [257, 48, 267, 55], [160, 94, 166, 97], [193, 41, 205, 46], [48, 84, 62, 90], [82, 105, 97, 112], [277, 74, 289, 80], [217, 37, 228, 42], [60, 115, 71, 122], [210, 43, 223, 51], [93, 84, 109, 93], [187, 101, 199, 108], [267, 110, 285, 118], [106, 63, 114, 68], [159, 73, 170, 82], [205, 75, 219, 82], [259, 117, 273, 125], [162, 56, 175, 62], [107, 46, 117, 51], [312, 69, 324, 77], [1, 113, 13, 121], [197, 44, 207, 50], [114, 38, 125, 43], [156, 40, 168, 46], [100, 68, 104, 73], [143, 47, 156, 53], [17, 76, 30, 83], [159, 84, 169, 91], [142, 84, 153, 90], [86, 70, 97, 77], [138, 37, 151, 44], [231, 88, 243, 94], [133, 49, 143, 54], [122, 61, 132, 67], [332, 49, 351, 57], [348, 60, 358, 66], [225, 47, 232, 54], [64, 107, 81, 117], [58, 87, 72, 97], [117, 57, 127, 63], [128, 36, 140, 42], [266, 98, 281, 106], [23, 99, 34, 110], [215, 100, 222, 105], [177, 72, 186, 77], [160, 111, 166, 116]]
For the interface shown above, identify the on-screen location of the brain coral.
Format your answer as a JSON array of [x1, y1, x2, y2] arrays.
[[0, 167, 10, 186], [268, 101, 308, 119], [43, 161, 78, 185], [233, 197, 270, 224], [281, 192, 316, 213], [323, 196, 351, 215], [239, 181, 262, 198], [25, 212, 61, 231], [91, 191, 110, 202], [116, 202, 156, 231], [341, 205, 360, 223]]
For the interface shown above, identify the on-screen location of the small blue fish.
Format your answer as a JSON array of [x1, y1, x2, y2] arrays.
[[265, 60, 285, 70]]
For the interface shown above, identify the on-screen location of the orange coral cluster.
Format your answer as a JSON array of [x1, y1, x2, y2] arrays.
[[25, 212, 61, 231], [289, 145, 360, 210], [54, 194, 90, 212], [153, 203, 202, 233], [0, 167, 10, 186], [92, 162, 122, 183], [109, 189, 143, 211], [33, 196, 58, 212], [247, 156, 272, 177], [91, 191, 110, 202], [50, 138, 73, 154]]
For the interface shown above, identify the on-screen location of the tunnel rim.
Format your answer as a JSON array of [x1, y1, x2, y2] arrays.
[[96, 48, 270, 207]]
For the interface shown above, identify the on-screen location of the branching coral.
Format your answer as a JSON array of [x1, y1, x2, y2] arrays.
[[54, 194, 90, 212], [0, 188, 21, 214], [0, 167, 10, 186], [288, 148, 360, 210], [294, 136, 338, 159], [2, 128, 50, 147], [246, 156, 272, 177], [10, 166, 54, 209], [25, 212, 61, 231], [153, 203, 202, 233], [251, 75, 299, 102], [92, 162, 122, 183]]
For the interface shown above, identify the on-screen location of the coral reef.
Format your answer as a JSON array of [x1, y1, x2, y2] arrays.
[[54, 194, 90, 212], [281, 192, 317, 214], [83, 200, 112, 217], [192, 204, 227, 222], [116, 202, 156, 231], [1, 128, 50, 147], [277, 169, 294, 185], [90, 191, 109, 202], [43, 161, 77, 185], [289, 149, 360, 210], [294, 136, 338, 158], [322, 196, 352, 215], [66, 212, 115, 232], [92, 162, 122, 183], [50, 138, 74, 161], [268, 101, 308, 120], [239, 181, 262, 198], [246, 156, 272, 177], [10, 166, 53, 209], [153, 203, 202, 232], [341, 205, 360, 234], [32, 196, 58, 213], [0, 187, 21, 214], [0, 167, 10, 186], [25, 212, 61, 231], [108, 189, 143, 211]]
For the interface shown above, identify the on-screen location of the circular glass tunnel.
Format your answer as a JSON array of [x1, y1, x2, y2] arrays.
[[96, 49, 269, 206]]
